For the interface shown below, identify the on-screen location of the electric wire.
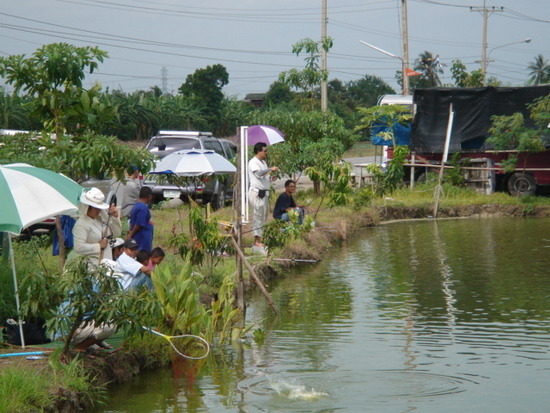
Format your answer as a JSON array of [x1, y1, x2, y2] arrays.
[[0, 23, 301, 69], [0, 12, 292, 56]]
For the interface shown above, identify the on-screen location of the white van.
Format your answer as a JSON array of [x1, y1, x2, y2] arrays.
[[377, 94, 413, 109]]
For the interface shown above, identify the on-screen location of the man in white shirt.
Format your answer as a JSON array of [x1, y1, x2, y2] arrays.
[[115, 238, 153, 290], [248, 142, 279, 247]]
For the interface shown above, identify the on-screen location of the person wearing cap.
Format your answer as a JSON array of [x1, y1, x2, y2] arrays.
[[111, 238, 125, 260], [115, 238, 153, 290], [70, 187, 122, 266]]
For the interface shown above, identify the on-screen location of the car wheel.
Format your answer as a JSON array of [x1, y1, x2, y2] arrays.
[[507, 172, 536, 196], [212, 185, 226, 210]]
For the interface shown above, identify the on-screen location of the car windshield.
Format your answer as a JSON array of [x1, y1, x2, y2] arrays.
[[147, 137, 199, 151]]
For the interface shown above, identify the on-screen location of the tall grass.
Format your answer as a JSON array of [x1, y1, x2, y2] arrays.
[[387, 182, 549, 207], [0, 266, 16, 323], [0, 234, 61, 323], [0, 366, 54, 413], [48, 351, 106, 408]]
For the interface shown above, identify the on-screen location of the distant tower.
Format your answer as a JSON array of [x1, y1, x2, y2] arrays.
[[161, 66, 168, 94]]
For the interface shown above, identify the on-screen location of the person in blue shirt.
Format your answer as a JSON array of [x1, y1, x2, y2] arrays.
[[273, 180, 305, 224], [127, 186, 154, 252]]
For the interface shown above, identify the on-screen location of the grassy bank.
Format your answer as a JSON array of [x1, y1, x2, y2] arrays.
[[0, 332, 173, 412], [266, 182, 550, 263], [149, 182, 550, 269]]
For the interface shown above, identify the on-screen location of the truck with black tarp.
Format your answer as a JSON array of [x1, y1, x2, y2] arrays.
[[406, 85, 550, 196]]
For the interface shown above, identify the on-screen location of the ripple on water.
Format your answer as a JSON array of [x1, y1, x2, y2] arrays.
[[239, 369, 477, 411]]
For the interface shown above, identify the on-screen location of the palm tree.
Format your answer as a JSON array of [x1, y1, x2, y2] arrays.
[[527, 55, 550, 85], [413, 51, 444, 88]]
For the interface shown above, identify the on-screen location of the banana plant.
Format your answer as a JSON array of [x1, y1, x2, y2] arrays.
[[151, 254, 207, 336]]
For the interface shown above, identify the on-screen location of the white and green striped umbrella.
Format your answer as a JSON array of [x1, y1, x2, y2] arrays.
[[1, 163, 83, 348], [0, 163, 83, 235]]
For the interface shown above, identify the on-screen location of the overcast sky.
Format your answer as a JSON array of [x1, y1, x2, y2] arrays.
[[1, 0, 549, 98]]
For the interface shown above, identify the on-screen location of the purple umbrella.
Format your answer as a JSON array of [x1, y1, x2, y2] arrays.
[[247, 125, 285, 146]]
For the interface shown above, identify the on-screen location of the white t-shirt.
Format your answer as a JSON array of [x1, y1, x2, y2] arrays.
[[115, 252, 143, 290], [248, 156, 270, 191]]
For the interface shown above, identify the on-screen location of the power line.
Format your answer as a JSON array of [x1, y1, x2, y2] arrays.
[[501, 8, 550, 24], [55, 0, 320, 23], [56, 0, 398, 18], [128, 0, 395, 13], [0, 23, 302, 69], [0, 12, 292, 56], [411, 0, 470, 8]]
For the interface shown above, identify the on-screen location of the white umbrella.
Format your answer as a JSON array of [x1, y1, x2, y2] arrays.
[[151, 149, 237, 176], [0, 163, 83, 347]]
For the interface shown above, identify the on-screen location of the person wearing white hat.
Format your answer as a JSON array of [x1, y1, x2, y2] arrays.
[[111, 237, 125, 260], [69, 187, 122, 265]]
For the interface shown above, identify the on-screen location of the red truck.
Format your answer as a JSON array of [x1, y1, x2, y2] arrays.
[[389, 86, 550, 196]]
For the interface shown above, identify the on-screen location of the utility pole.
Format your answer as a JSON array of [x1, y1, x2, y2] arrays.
[[470, 1, 503, 86], [320, 0, 328, 112], [401, 0, 410, 96], [161, 66, 168, 94]]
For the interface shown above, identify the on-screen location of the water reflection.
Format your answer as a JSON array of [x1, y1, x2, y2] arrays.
[[103, 218, 550, 413]]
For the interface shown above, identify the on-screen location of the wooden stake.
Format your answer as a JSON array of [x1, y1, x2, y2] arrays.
[[230, 236, 279, 315]]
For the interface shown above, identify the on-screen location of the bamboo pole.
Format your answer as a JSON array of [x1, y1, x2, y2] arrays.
[[409, 152, 416, 190], [230, 236, 279, 315], [433, 104, 454, 218]]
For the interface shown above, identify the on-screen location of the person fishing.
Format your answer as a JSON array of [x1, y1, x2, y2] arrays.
[[248, 142, 279, 247], [69, 187, 122, 266], [273, 179, 306, 224]]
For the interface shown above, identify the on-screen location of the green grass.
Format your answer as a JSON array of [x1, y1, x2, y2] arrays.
[[342, 141, 379, 158], [387, 182, 550, 208], [0, 366, 54, 413]]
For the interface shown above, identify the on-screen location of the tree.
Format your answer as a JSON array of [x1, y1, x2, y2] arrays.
[[178, 64, 229, 128], [278, 37, 333, 109], [0, 43, 109, 137], [247, 108, 357, 194], [217, 97, 253, 137], [527, 55, 550, 85], [63, 83, 119, 135], [0, 90, 40, 130], [345, 74, 395, 108], [450, 60, 484, 87], [450, 60, 502, 87], [108, 90, 156, 140], [487, 94, 550, 172], [264, 81, 294, 107], [411, 51, 443, 88], [0, 132, 155, 182]]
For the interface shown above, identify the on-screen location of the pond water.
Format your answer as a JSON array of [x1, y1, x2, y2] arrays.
[[102, 217, 550, 413]]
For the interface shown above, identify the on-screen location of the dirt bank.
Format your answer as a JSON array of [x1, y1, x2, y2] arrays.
[[261, 203, 550, 273]]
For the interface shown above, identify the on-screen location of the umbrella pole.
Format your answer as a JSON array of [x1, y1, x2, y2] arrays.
[[8, 235, 26, 348], [55, 216, 66, 271]]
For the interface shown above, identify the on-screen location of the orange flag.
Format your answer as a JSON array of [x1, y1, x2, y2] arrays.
[[405, 67, 422, 77]]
